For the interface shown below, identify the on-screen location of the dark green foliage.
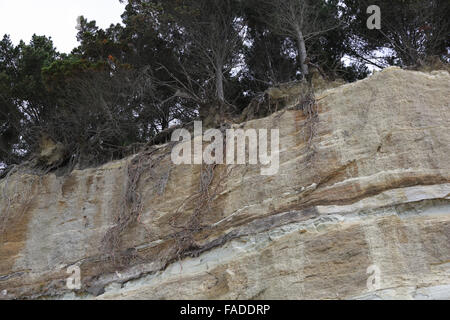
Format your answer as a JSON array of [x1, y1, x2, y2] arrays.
[[341, 0, 450, 67], [0, 35, 21, 166], [0, 0, 448, 173], [0, 34, 60, 169]]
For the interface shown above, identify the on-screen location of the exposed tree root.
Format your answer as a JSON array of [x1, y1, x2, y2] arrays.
[[168, 163, 233, 261], [165, 125, 233, 264], [101, 144, 174, 266], [296, 85, 318, 147]]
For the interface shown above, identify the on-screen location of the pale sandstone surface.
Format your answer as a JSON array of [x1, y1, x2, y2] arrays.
[[0, 67, 449, 300]]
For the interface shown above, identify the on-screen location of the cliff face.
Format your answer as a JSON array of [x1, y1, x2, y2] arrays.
[[1, 68, 449, 300]]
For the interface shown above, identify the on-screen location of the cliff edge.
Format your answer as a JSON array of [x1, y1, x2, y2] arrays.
[[1, 67, 449, 300]]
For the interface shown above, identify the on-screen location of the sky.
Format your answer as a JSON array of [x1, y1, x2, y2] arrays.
[[0, 0, 126, 53]]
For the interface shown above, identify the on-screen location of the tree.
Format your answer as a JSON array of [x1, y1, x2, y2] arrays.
[[342, 0, 450, 67], [242, 3, 298, 88], [154, 0, 245, 121], [7, 0, 437, 174], [255, 0, 342, 80], [42, 57, 144, 167], [0, 35, 21, 167], [118, 1, 196, 130], [0, 34, 59, 169]]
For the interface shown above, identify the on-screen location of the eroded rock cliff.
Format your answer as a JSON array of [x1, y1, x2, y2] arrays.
[[1, 67, 449, 300]]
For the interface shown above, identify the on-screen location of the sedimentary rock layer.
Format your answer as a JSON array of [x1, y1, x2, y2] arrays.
[[0, 68, 449, 299]]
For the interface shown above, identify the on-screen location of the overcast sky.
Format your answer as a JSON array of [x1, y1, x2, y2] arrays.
[[0, 0, 126, 53]]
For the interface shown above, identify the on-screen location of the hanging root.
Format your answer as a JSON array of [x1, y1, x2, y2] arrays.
[[101, 144, 173, 266], [101, 124, 234, 269], [296, 86, 318, 147], [168, 163, 233, 262], [239, 91, 281, 123], [167, 125, 233, 262]]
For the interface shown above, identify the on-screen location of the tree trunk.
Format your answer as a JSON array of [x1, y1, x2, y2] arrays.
[[296, 29, 309, 80], [215, 60, 225, 103], [161, 117, 169, 131]]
